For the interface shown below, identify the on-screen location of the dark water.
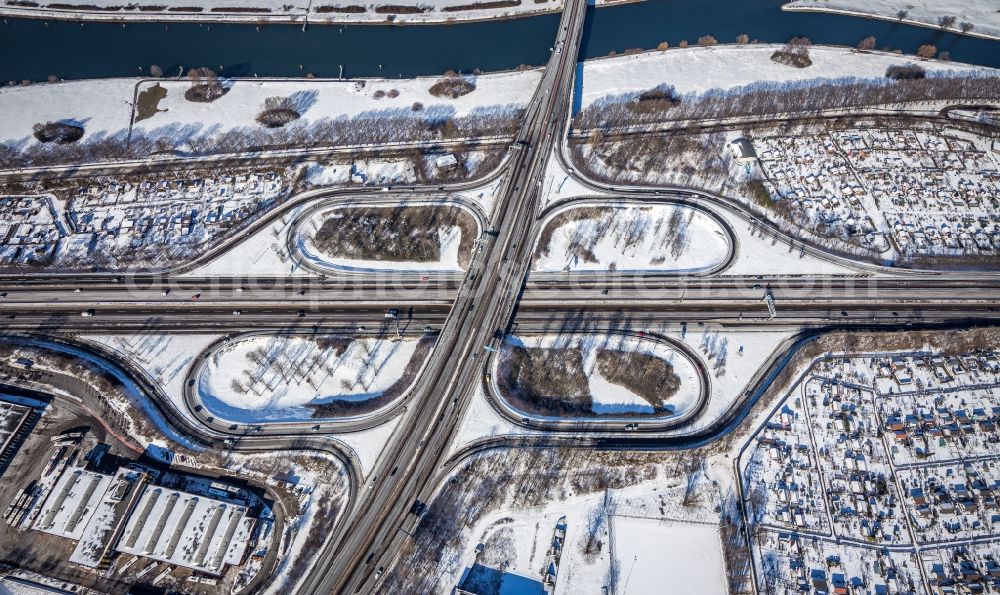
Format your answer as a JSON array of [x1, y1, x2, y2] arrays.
[[0, 0, 998, 81]]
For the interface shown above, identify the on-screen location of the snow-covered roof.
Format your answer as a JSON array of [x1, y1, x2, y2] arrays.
[[115, 484, 256, 575], [0, 577, 73, 595], [730, 138, 757, 162], [32, 467, 114, 541]]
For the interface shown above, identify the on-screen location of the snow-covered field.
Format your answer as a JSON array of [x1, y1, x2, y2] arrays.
[[577, 44, 987, 112], [0, 71, 539, 159], [0, 335, 203, 452], [784, 0, 1000, 41], [611, 517, 726, 595], [532, 203, 731, 274], [501, 333, 702, 417], [198, 334, 421, 422], [427, 451, 726, 595]]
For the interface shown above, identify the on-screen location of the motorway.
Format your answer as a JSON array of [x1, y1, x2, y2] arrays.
[[1, 1, 999, 593], [293, 0, 590, 592], [0, 276, 997, 331]]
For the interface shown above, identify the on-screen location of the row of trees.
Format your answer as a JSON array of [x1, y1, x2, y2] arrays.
[[574, 72, 1000, 131], [1, 105, 523, 169]]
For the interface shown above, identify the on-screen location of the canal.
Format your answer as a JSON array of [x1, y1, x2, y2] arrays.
[[1, 0, 998, 82]]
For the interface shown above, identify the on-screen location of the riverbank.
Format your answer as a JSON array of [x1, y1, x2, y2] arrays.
[[0, 0, 633, 26], [577, 43, 992, 111], [782, 0, 1000, 42], [0, 68, 540, 165]]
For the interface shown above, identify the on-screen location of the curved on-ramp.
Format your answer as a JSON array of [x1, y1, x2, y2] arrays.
[[483, 329, 712, 432], [530, 196, 738, 277], [182, 330, 438, 437], [285, 194, 488, 278]]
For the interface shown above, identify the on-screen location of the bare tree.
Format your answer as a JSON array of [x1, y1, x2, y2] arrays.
[[960, 21, 975, 33], [149, 64, 164, 78], [761, 550, 782, 592], [771, 37, 812, 68], [735, 33, 749, 44], [938, 15, 957, 29], [185, 66, 227, 103], [682, 455, 705, 506], [857, 35, 876, 51], [697, 35, 718, 47], [256, 96, 302, 128], [916, 44, 938, 59]]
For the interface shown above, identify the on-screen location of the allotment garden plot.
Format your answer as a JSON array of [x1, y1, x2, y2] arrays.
[[197, 333, 432, 422], [740, 348, 1000, 594], [756, 124, 1000, 260], [0, 169, 290, 271]]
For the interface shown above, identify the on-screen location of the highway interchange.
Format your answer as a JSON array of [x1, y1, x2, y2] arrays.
[[2, 0, 1000, 592]]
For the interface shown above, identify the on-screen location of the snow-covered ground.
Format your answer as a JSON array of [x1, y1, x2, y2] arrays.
[[0, 71, 539, 159], [784, 0, 1000, 41], [0, 335, 204, 453], [198, 334, 421, 422], [434, 454, 726, 595], [578, 44, 988, 112], [331, 413, 402, 478], [0, 79, 136, 153], [720, 202, 864, 275], [183, 202, 314, 276], [532, 203, 731, 274], [502, 333, 702, 417], [611, 517, 726, 595], [84, 333, 222, 427]]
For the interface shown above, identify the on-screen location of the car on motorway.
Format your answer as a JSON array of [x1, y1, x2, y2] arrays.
[[624, 423, 639, 431], [161, 288, 170, 296], [232, 310, 241, 315], [80, 309, 94, 317], [191, 293, 201, 300]]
